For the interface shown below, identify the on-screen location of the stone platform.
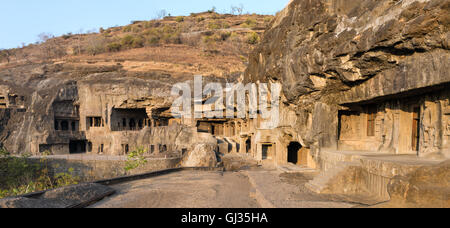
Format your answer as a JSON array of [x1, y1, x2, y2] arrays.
[[309, 150, 447, 202]]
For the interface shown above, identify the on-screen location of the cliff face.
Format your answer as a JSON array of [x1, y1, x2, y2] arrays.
[[244, 0, 449, 155], [0, 11, 273, 156]]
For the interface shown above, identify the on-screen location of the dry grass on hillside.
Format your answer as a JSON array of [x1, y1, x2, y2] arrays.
[[0, 12, 274, 78]]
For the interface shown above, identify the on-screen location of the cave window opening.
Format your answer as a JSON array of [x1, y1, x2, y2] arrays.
[[69, 140, 87, 154], [99, 144, 104, 154], [122, 118, 127, 129], [122, 144, 129, 154], [61, 120, 69, 131], [129, 118, 136, 130], [138, 119, 143, 129], [88, 117, 103, 128], [71, 121, 76, 131]]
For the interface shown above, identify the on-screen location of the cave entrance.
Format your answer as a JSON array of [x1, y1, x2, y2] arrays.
[[69, 140, 87, 154], [287, 142, 302, 165], [262, 144, 273, 160], [246, 137, 251, 153]]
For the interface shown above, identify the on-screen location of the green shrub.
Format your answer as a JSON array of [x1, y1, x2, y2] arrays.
[[107, 42, 122, 52], [175, 16, 184, 23], [0, 149, 80, 199], [208, 22, 222, 30], [207, 7, 216, 14], [124, 147, 148, 172], [197, 17, 205, 22], [121, 35, 135, 47], [246, 32, 260, 44], [122, 25, 132, 32], [220, 32, 232, 41], [242, 18, 258, 28], [147, 36, 160, 46], [264, 16, 273, 24], [132, 36, 145, 48], [131, 25, 141, 33]]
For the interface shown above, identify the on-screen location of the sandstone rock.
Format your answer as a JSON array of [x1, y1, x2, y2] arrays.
[[41, 183, 115, 206], [181, 143, 218, 168], [244, 0, 450, 158], [384, 160, 450, 208], [0, 183, 115, 208], [0, 197, 62, 208]]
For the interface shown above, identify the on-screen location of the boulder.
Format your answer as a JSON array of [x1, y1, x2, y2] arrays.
[[181, 143, 218, 168]]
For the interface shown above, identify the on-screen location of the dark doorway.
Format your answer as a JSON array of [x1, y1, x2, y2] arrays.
[[69, 140, 87, 154], [262, 144, 272, 160], [288, 142, 302, 164], [412, 107, 421, 153], [61, 120, 69, 131], [246, 138, 251, 153]]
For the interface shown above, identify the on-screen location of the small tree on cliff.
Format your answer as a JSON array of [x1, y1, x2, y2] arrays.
[[124, 147, 148, 172], [0, 49, 12, 63]]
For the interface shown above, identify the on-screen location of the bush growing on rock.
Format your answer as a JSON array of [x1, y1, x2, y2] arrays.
[[0, 148, 79, 199], [175, 16, 184, 23], [107, 42, 122, 52], [124, 147, 148, 172], [246, 32, 260, 44]]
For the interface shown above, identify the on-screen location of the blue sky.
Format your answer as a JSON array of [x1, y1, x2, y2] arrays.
[[0, 0, 290, 49]]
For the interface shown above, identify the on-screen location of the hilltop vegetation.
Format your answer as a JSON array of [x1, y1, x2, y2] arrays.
[[0, 11, 274, 78]]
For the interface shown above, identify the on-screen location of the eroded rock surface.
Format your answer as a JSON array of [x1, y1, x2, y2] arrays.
[[244, 0, 450, 157], [0, 183, 115, 208], [383, 160, 450, 208]]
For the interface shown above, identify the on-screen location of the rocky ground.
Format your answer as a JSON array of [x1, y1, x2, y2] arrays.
[[91, 170, 260, 208], [0, 183, 115, 208], [91, 168, 362, 208]]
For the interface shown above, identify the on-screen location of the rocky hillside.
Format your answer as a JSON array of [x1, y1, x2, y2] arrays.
[[0, 12, 274, 154], [0, 12, 274, 80], [244, 0, 449, 152]]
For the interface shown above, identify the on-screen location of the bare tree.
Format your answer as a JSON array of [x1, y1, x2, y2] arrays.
[[75, 29, 84, 55], [155, 10, 167, 19], [86, 36, 108, 56], [0, 49, 12, 63], [36, 32, 66, 60], [37, 32, 53, 43], [231, 4, 244, 15]]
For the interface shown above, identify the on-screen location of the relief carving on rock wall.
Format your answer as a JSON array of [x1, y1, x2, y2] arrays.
[[421, 100, 441, 154], [444, 98, 450, 136], [339, 112, 360, 140], [445, 117, 450, 136], [380, 103, 395, 153]]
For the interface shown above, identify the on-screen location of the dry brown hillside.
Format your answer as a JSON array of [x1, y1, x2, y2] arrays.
[[0, 12, 274, 79]]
